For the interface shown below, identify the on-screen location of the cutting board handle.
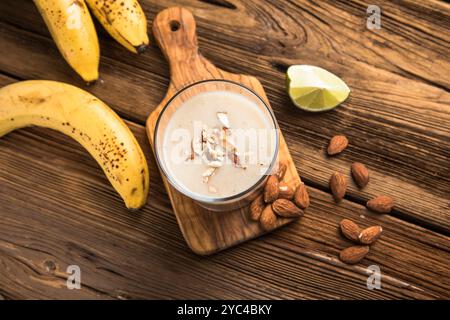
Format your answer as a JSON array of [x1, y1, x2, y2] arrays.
[[152, 7, 218, 90]]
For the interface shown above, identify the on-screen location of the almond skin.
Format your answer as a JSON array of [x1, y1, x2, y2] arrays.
[[264, 175, 279, 203], [294, 182, 310, 209], [272, 199, 303, 218], [250, 194, 265, 221], [260, 205, 277, 230], [330, 171, 347, 202], [366, 196, 394, 213], [276, 161, 288, 181], [351, 162, 370, 189], [359, 226, 383, 245], [339, 246, 370, 264], [278, 182, 295, 200], [327, 135, 348, 155], [340, 219, 361, 242]]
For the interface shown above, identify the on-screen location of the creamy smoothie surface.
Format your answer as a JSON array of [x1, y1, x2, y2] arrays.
[[161, 90, 277, 198]]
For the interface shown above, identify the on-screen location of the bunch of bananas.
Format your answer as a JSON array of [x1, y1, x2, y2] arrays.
[[34, 0, 149, 82]]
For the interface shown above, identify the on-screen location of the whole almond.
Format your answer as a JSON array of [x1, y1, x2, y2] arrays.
[[359, 226, 383, 245], [339, 246, 370, 264], [351, 162, 370, 188], [260, 205, 277, 230], [294, 182, 310, 209], [330, 171, 347, 202], [340, 219, 361, 242], [327, 135, 348, 155], [272, 199, 303, 218], [366, 196, 394, 213], [264, 175, 279, 203], [250, 194, 265, 221], [278, 182, 295, 200], [276, 161, 288, 180]]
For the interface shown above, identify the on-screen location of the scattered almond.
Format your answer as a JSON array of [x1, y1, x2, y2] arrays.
[[339, 246, 369, 264], [366, 196, 394, 213], [272, 199, 303, 218], [294, 182, 310, 209], [330, 171, 347, 202], [250, 194, 265, 221], [278, 182, 295, 200], [327, 135, 348, 155], [260, 205, 277, 230], [276, 161, 288, 180], [351, 162, 370, 188], [359, 226, 383, 245], [264, 175, 279, 203], [340, 219, 361, 242]]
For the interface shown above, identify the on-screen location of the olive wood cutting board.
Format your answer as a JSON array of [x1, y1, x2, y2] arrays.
[[146, 7, 302, 255]]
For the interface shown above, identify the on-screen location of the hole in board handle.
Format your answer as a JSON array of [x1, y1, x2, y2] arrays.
[[170, 20, 181, 32]]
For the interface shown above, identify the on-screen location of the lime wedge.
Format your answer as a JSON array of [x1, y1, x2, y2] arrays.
[[286, 65, 350, 112]]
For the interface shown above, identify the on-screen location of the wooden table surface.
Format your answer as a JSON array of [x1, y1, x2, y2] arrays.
[[0, 0, 449, 299]]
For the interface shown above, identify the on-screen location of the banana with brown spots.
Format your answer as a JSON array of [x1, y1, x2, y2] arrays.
[[0, 80, 149, 209], [86, 0, 149, 53], [34, 0, 100, 82]]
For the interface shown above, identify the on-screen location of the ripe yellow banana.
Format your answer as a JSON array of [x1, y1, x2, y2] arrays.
[[33, 0, 100, 82], [0, 80, 149, 209], [85, 0, 149, 53]]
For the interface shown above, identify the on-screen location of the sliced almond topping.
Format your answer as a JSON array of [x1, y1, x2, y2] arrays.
[[202, 167, 216, 183], [208, 185, 218, 194], [219, 130, 245, 169], [189, 144, 195, 160], [192, 137, 203, 156], [201, 128, 207, 144], [222, 136, 238, 156], [195, 112, 248, 183], [222, 127, 231, 136], [208, 160, 223, 168], [183, 149, 192, 162], [202, 143, 225, 167], [231, 151, 246, 169], [217, 112, 230, 128]]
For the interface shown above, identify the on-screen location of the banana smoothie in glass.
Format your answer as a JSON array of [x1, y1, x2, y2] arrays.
[[154, 80, 279, 211]]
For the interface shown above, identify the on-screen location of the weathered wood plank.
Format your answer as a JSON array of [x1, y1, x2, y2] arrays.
[[0, 0, 449, 299], [0, 0, 448, 231], [0, 124, 448, 299], [0, 71, 449, 299], [2, 0, 449, 88]]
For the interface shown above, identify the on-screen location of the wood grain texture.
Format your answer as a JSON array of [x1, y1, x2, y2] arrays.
[[0, 0, 447, 231], [146, 7, 301, 254], [0, 72, 448, 299], [0, 0, 449, 299]]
